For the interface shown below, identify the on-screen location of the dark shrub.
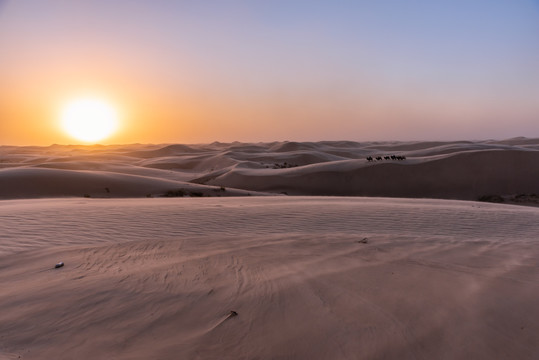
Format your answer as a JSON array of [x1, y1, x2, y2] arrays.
[[164, 189, 186, 197], [478, 195, 504, 203]]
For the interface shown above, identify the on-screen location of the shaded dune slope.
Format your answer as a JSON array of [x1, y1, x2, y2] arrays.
[[0, 168, 255, 198], [208, 150, 539, 199]]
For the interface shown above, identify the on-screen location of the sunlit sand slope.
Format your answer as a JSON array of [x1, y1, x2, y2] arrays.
[[1, 138, 538, 201], [0, 197, 537, 359]]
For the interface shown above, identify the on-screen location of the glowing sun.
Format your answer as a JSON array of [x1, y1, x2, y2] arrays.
[[61, 98, 119, 142]]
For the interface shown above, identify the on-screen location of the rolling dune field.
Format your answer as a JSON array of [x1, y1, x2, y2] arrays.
[[2, 138, 538, 203]]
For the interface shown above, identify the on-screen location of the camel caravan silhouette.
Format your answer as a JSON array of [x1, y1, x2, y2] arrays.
[[366, 155, 406, 162]]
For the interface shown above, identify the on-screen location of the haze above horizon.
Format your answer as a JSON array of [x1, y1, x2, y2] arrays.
[[1, 0, 538, 145]]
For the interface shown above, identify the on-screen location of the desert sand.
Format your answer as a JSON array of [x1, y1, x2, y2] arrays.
[[1, 139, 538, 359]]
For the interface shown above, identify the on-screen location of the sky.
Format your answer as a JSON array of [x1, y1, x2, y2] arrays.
[[1, 0, 538, 145]]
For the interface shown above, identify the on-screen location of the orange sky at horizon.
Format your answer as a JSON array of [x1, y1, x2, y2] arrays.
[[1, 1, 538, 145], [3, 58, 534, 146]]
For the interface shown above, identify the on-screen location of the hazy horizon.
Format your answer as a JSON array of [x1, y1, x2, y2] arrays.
[[2, 136, 538, 149], [1, 0, 538, 145]]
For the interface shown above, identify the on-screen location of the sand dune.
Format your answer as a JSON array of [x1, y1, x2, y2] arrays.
[[0, 197, 538, 359], [1, 138, 539, 203], [0, 168, 257, 199], [208, 149, 539, 199]]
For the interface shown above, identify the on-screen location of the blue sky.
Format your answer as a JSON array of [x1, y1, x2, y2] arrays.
[[1, 0, 538, 144]]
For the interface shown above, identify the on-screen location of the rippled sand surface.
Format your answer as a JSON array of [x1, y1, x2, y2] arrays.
[[1, 197, 538, 359]]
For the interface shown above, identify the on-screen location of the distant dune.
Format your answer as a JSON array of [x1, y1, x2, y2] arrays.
[[1, 138, 538, 204]]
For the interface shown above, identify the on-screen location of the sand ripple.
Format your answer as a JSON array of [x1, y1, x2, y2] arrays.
[[0, 197, 537, 254]]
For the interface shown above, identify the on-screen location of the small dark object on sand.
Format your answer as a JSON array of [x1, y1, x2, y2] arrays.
[[55, 262, 64, 268], [229, 311, 238, 317], [358, 238, 368, 244]]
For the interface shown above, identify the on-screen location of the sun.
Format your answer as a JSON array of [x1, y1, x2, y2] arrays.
[[60, 98, 119, 143]]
